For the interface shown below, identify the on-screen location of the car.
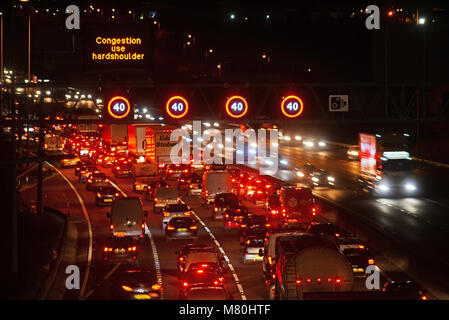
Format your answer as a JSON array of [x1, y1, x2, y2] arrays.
[[176, 244, 217, 273], [239, 214, 268, 233], [165, 164, 190, 180], [161, 203, 193, 230], [309, 169, 336, 189], [74, 163, 87, 176], [95, 186, 119, 206], [294, 163, 317, 182], [103, 236, 139, 264], [61, 154, 80, 168], [183, 285, 231, 300], [110, 270, 162, 300], [278, 186, 317, 228], [335, 234, 366, 252], [240, 225, 267, 246], [235, 172, 253, 197], [179, 268, 224, 298], [242, 235, 265, 263], [347, 145, 360, 160], [306, 222, 346, 242], [165, 217, 199, 242], [79, 165, 100, 183], [177, 172, 192, 193], [341, 247, 375, 275], [382, 280, 428, 300], [211, 192, 239, 220], [144, 180, 168, 200], [223, 206, 250, 230], [107, 197, 148, 238], [186, 172, 203, 196], [153, 187, 181, 214], [112, 162, 133, 178], [102, 155, 116, 168], [86, 172, 110, 191], [181, 251, 224, 276]]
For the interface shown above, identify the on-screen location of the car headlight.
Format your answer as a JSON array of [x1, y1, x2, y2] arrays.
[[295, 136, 302, 141], [318, 141, 326, 147], [378, 183, 390, 192], [327, 176, 335, 182], [312, 177, 319, 182], [405, 183, 417, 192], [284, 136, 291, 141], [296, 171, 304, 177], [280, 159, 288, 165], [304, 141, 314, 147]]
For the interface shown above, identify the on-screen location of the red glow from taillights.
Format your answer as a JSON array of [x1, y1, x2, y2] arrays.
[[183, 169, 188, 173], [128, 246, 137, 252], [168, 169, 174, 173], [183, 282, 188, 287], [115, 193, 119, 197], [241, 224, 246, 228], [268, 256, 273, 266], [368, 259, 374, 265], [265, 223, 271, 227], [116, 166, 120, 170], [335, 278, 342, 285], [167, 226, 175, 230], [179, 257, 184, 261], [421, 295, 428, 300], [312, 207, 316, 216], [104, 247, 112, 252], [271, 210, 278, 215], [141, 223, 145, 229], [197, 269, 204, 274], [296, 279, 302, 284], [307, 278, 311, 283], [225, 214, 229, 219], [110, 224, 114, 230], [190, 226, 197, 230]]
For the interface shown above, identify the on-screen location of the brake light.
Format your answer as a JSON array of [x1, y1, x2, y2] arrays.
[[265, 223, 271, 227], [183, 169, 188, 173], [335, 233, 340, 237], [97, 193, 101, 198], [197, 269, 204, 274], [218, 277, 224, 282], [128, 246, 137, 252], [141, 223, 145, 229], [421, 295, 428, 300], [317, 278, 322, 283], [225, 214, 229, 219], [104, 247, 112, 252], [190, 226, 197, 230], [271, 210, 278, 215], [184, 211, 191, 216], [164, 212, 170, 217], [168, 169, 174, 173], [154, 198, 158, 202], [179, 257, 184, 261], [183, 282, 188, 287], [152, 284, 161, 291], [180, 179, 185, 182], [268, 256, 273, 266], [266, 184, 271, 188], [214, 207, 218, 212], [87, 179, 92, 183], [312, 207, 317, 216], [335, 278, 342, 285], [296, 279, 302, 284], [368, 259, 375, 265], [231, 178, 236, 183], [240, 224, 246, 228], [116, 166, 120, 170], [167, 226, 175, 230], [257, 191, 263, 194], [115, 193, 120, 197], [358, 245, 365, 249], [110, 224, 114, 230], [246, 240, 250, 245], [105, 179, 110, 182], [307, 278, 312, 283]]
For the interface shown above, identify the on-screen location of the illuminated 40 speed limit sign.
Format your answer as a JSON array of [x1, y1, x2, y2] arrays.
[[166, 96, 189, 119], [107, 96, 132, 119], [281, 95, 304, 118], [225, 96, 248, 118]]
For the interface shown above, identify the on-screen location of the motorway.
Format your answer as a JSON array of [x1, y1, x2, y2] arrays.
[[18, 144, 431, 300]]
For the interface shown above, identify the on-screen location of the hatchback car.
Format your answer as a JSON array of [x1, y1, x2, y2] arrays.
[[165, 217, 199, 242]]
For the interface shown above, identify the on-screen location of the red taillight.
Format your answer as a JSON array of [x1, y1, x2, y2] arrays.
[[104, 247, 112, 252], [266, 184, 271, 188], [128, 246, 137, 252], [180, 179, 185, 182], [231, 178, 236, 183], [197, 269, 204, 274], [141, 223, 145, 229], [296, 279, 302, 284], [268, 256, 273, 266], [115, 193, 120, 197], [241, 224, 246, 228], [358, 245, 365, 249], [168, 169, 174, 173], [335, 278, 342, 285], [183, 282, 188, 287], [167, 226, 175, 230], [265, 223, 271, 227], [183, 169, 188, 173], [116, 166, 120, 170], [306, 278, 312, 283], [225, 214, 229, 219], [327, 278, 332, 282], [271, 210, 278, 215], [179, 257, 184, 261], [312, 207, 316, 216], [421, 295, 428, 300], [87, 179, 92, 183], [190, 226, 197, 230], [368, 259, 374, 265], [105, 179, 110, 182], [110, 224, 114, 230], [317, 278, 322, 283]]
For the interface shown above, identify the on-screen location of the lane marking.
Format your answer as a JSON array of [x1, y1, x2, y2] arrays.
[[191, 210, 247, 300], [110, 181, 164, 299], [45, 162, 93, 300], [104, 263, 121, 280]]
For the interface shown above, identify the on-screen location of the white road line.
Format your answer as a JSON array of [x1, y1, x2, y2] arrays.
[[109, 181, 164, 299], [104, 263, 121, 280], [45, 162, 93, 300], [190, 210, 247, 300]]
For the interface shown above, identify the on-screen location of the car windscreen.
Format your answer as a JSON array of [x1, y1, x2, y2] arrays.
[[166, 204, 189, 212], [215, 194, 238, 206], [170, 217, 195, 226], [311, 224, 339, 235]]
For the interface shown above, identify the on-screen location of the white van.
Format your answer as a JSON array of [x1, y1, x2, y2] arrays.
[[107, 197, 148, 238], [201, 170, 233, 205]]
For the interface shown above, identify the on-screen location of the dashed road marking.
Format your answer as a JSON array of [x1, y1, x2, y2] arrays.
[[191, 211, 247, 300], [104, 263, 121, 280], [110, 181, 164, 299]]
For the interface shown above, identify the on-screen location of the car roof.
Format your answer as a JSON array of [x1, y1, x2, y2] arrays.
[[185, 251, 219, 264]]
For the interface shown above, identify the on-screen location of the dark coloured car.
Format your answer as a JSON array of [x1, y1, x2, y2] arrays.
[[110, 270, 162, 300], [211, 192, 239, 220], [144, 180, 168, 200], [179, 268, 224, 298], [223, 206, 250, 230], [113, 163, 133, 178], [382, 280, 428, 300], [103, 236, 139, 264], [184, 285, 231, 300], [95, 186, 119, 206], [341, 248, 375, 275], [86, 172, 110, 191], [239, 214, 268, 232], [165, 217, 199, 241]]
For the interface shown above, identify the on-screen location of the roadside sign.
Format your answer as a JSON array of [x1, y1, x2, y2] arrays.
[[329, 95, 349, 112]]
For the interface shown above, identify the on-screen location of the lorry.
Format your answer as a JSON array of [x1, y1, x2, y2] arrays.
[[132, 163, 158, 192], [277, 186, 317, 229], [272, 234, 354, 300], [128, 125, 147, 157], [144, 125, 177, 168], [107, 197, 148, 238], [102, 124, 128, 144], [358, 132, 419, 197]]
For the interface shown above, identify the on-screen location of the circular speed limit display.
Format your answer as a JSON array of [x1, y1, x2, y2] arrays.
[[107, 96, 131, 119], [281, 95, 304, 118], [225, 96, 248, 118], [166, 96, 189, 119]]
